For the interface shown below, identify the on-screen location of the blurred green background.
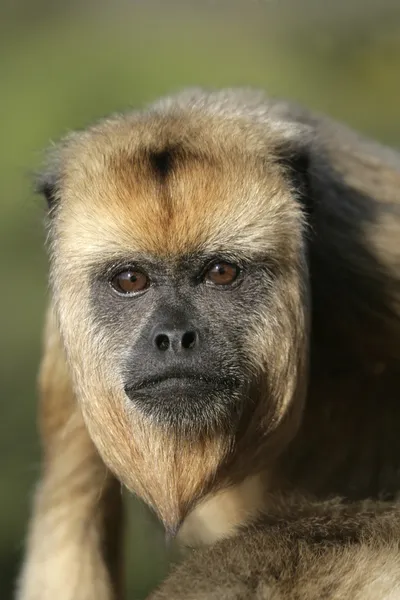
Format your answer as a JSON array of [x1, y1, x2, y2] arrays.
[[1, 0, 400, 598]]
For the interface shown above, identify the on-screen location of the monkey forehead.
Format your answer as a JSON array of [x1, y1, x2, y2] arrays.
[[55, 113, 303, 260]]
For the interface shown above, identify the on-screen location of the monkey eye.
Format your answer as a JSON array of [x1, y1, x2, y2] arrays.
[[110, 270, 149, 295], [205, 262, 240, 286]]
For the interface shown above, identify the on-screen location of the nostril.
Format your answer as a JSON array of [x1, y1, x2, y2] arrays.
[[181, 330, 197, 350], [155, 333, 170, 351]]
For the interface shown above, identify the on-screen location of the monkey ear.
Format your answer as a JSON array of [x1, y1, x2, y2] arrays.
[[276, 141, 313, 218], [34, 139, 68, 210], [267, 117, 314, 217], [35, 169, 59, 210]]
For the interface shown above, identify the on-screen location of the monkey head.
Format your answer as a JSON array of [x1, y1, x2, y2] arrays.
[[39, 89, 311, 533]]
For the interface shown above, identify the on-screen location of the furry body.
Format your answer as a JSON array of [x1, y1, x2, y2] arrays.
[[151, 499, 400, 599], [17, 89, 400, 599]]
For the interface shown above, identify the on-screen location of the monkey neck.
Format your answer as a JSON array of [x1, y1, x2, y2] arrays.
[[280, 348, 400, 501], [176, 365, 400, 548], [178, 355, 400, 549], [177, 361, 400, 549], [176, 474, 268, 547]]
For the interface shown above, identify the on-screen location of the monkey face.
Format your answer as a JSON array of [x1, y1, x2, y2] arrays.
[[43, 90, 310, 530], [109, 256, 251, 434], [93, 243, 279, 438]]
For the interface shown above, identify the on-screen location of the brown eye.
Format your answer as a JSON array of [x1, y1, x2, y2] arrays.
[[111, 270, 149, 295], [206, 262, 239, 286]]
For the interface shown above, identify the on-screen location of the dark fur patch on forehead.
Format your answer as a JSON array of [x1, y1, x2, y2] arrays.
[[145, 140, 216, 173], [117, 143, 211, 185], [149, 148, 174, 180]]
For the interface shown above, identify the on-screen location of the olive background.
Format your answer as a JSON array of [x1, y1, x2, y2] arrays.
[[1, 1, 400, 598]]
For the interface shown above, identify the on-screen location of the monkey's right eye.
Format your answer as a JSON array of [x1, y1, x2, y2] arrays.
[[110, 270, 149, 295]]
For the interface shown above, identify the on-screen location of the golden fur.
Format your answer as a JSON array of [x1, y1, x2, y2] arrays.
[[17, 88, 400, 599], [44, 91, 309, 527], [17, 310, 123, 600]]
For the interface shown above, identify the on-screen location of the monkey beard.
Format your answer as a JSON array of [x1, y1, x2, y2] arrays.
[[57, 296, 304, 533]]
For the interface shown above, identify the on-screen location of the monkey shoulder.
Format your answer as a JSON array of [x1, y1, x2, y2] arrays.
[[150, 501, 400, 600]]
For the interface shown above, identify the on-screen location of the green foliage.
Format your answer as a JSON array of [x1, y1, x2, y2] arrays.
[[1, 2, 399, 598]]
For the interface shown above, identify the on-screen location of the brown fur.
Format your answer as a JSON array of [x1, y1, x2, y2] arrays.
[[42, 92, 309, 526], [151, 498, 400, 599], [18, 88, 400, 599], [16, 308, 123, 600]]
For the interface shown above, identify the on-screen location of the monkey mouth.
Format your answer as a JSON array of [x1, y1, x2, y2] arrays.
[[124, 369, 245, 432], [125, 371, 241, 395]]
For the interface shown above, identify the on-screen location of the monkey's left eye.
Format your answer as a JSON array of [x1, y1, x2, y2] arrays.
[[205, 262, 240, 286], [110, 270, 149, 295]]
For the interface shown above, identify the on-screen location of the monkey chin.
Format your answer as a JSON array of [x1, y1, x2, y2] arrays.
[[124, 378, 246, 437], [119, 386, 286, 539]]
